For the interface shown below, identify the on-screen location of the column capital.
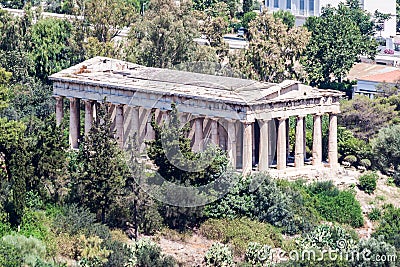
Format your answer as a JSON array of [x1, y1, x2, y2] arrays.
[[241, 120, 253, 125], [277, 117, 288, 121], [297, 115, 305, 119], [313, 113, 324, 117]]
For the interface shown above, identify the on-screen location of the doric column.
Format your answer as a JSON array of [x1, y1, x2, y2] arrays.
[[145, 109, 155, 141], [259, 120, 269, 171], [84, 100, 94, 135], [55, 96, 64, 126], [116, 105, 124, 148], [193, 118, 204, 152], [161, 110, 169, 124], [69, 98, 80, 149], [277, 117, 287, 170], [295, 116, 305, 168], [242, 121, 253, 174], [328, 113, 338, 168], [131, 107, 140, 136], [210, 119, 219, 146], [312, 114, 323, 166], [286, 118, 290, 159], [227, 120, 237, 168], [303, 118, 307, 159]]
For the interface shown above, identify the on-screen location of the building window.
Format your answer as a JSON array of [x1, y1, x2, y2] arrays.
[[309, 0, 314, 11], [287, 0, 291, 9], [300, 0, 304, 10], [266, 0, 270, 7], [274, 0, 279, 8]]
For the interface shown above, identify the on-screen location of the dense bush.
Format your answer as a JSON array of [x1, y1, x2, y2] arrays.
[[367, 208, 382, 221], [77, 235, 111, 267], [199, 218, 282, 255], [373, 204, 400, 249], [372, 125, 400, 175], [343, 155, 357, 165], [103, 239, 131, 267], [203, 177, 255, 220], [245, 242, 271, 266], [306, 181, 364, 228], [1, 234, 47, 266], [298, 224, 358, 252], [204, 173, 319, 235], [350, 236, 397, 267], [358, 172, 378, 194], [128, 237, 176, 267], [0, 239, 24, 266], [204, 242, 233, 267]]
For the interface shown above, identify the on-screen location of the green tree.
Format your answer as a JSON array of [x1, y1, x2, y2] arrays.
[[273, 10, 295, 29], [32, 116, 69, 203], [74, 103, 127, 223], [241, 11, 257, 29], [243, 0, 252, 13], [302, 1, 377, 86], [30, 18, 76, 80], [0, 68, 27, 225], [127, 0, 199, 68], [198, 3, 229, 60], [230, 11, 310, 83], [147, 104, 229, 230], [79, 0, 137, 43], [339, 95, 397, 140], [372, 124, 400, 176]]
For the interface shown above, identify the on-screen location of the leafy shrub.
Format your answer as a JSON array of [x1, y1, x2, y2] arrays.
[[306, 181, 364, 227], [298, 224, 358, 252], [373, 204, 400, 249], [360, 159, 371, 168], [20, 209, 51, 241], [54, 204, 111, 241], [343, 155, 357, 165], [103, 239, 131, 267], [372, 125, 400, 175], [350, 236, 397, 267], [127, 237, 176, 267], [205, 173, 318, 235], [1, 234, 47, 266], [367, 208, 381, 221], [0, 213, 11, 237], [25, 191, 44, 210], [54, 232, 80, 260], [245, 242, 271, 266], [393, 171, 400, 186], [359, 172, 378, 194], [204, 243, 233, 267], [19, 209, 56, 257], [77, 235, 111, 267], [203, 178, 255, 220], [199, 218, 282, 255], [53, 204, 97, 236], [0, 240, 23, 266]]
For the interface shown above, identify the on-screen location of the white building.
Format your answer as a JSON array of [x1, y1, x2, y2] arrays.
[[265, 0, 396, 37]]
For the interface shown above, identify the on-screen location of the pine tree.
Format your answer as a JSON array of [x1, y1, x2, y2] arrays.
[[75, 103, 127, 223], [32, 115, 69, 203], [4, 139, 34, 225], [147, 103, 229, 230]]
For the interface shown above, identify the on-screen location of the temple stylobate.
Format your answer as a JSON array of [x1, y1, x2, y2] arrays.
[[49, 57, 343, 173]]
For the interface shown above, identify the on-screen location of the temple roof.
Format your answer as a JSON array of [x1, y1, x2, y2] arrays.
[[50, 57, 342, 105]]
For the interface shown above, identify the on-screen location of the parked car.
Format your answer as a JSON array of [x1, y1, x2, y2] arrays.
[[237, 27, 246, 38]]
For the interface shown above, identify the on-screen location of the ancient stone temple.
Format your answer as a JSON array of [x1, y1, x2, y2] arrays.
[[50, 57, 342, 173]]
